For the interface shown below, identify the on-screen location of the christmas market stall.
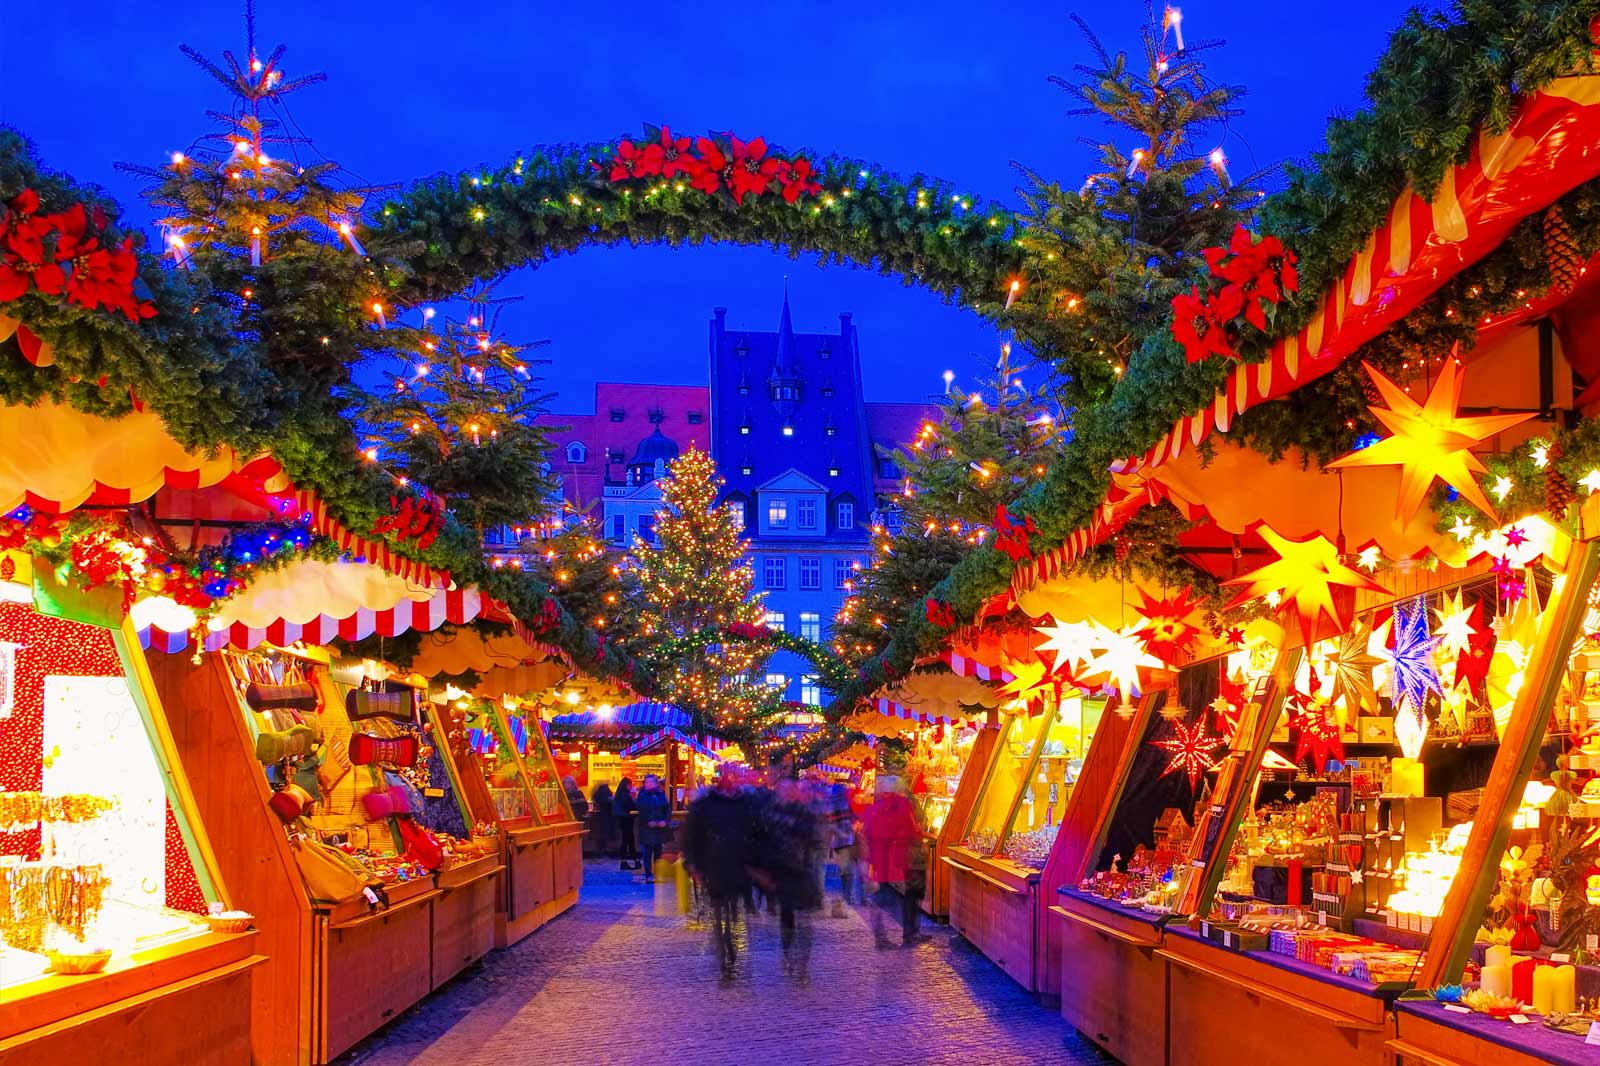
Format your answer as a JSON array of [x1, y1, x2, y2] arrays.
[[0, 545, 261, 1064]]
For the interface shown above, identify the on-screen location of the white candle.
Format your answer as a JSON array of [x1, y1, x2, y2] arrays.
[[1480, 964, 1512, 999], [1485, 944, 1513, 969]]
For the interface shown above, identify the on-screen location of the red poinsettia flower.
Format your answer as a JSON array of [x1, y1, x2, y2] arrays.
[[691, 138, 727, 194], [1171, 285, 1237, 363], [3, 189, 54, 266], [776, 157, 823, 203], [609, 139, 660, 182], [727, 136, 781, 204], [646, 126, 695, 179], [0, 261, 31, 302], [992, 504, 1038, 562]]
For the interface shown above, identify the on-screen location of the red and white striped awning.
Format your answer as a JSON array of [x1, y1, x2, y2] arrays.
[[139, 586, 482, 653], [868, 697, 977, 729], [940, 651, 1014, 685]]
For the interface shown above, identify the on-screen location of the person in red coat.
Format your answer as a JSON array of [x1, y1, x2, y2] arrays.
[[860, 778, 929, 947]]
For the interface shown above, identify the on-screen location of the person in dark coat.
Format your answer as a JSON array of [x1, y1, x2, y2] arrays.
[[613, 777, 639, 871], [683, 769, 755, 981], [635, 774, 673, 881], [588, 782, 615, 858], [763, 778, 823, 978], [561, 775, 588, 823]]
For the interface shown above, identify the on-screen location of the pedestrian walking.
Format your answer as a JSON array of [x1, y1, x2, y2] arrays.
[[825, 779, 860, 911], [614, 777, 639, 871], [636, 773, 672, 881], [861, 777, 929, 948], [561, 775, 588, 822], [683, 769, 755, 983], [589, 782, 615, 858], [764, 778, 823, 978]]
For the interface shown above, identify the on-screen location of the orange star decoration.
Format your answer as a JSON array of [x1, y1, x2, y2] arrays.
[[1224, 527, 1388, 646], [1327, 360, 1533, 522], [997, 657, 1054, 712], [1134, 585, 1205, 663]]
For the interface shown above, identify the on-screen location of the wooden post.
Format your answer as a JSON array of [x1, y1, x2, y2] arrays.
[[1417, 537, 1600, 987], [1173, 643, 1303, 918]]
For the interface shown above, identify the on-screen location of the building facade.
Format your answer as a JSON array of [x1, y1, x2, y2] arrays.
[[538, 295, 932, 708]]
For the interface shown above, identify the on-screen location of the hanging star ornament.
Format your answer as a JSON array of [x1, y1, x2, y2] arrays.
[[1034, 618, 1106, 676], [997, 657, 1053, 712], [1387, 598, 1443, 718], [1323, 620, 1384, 720], [1289, 679, 1346, 770], [1133, 585, 1205, 663], [1081, 624, 1164, 706], [1223, 526, 1389, 646], [1433, 590, 1483, 659], [1327, 360, 1533, 522], [1210, 672, 1248, 741], [1153, 717, 1224, 791]]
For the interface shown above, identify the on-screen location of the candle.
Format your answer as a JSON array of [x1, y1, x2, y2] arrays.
[[1480, 964, 1512, 999], [1533, 965, 1557, 1014], [1484, 944, 1513, 969], [1126, 149, 1146, 179], [1553, 964, 1577, 1014], [1512, 957, 1536, 1005]]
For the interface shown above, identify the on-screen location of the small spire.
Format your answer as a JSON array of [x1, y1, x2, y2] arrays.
[[776, 283, 797, 372]]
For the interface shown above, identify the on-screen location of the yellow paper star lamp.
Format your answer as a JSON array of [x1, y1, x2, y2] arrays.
[[1034, 618, 1106, 676], [1224, 526, 1389, 645], [1080, 624, 1163, 706], [1327, 360, 1533, 522], [1433, 590, 1478, 659], [997, 657, 1053, 712]]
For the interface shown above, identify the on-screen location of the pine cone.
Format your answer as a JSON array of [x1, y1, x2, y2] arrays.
[[1547, 468, 1576, 518], [1114, 536, 1131, 563], [1545, 206, 1582, 296]]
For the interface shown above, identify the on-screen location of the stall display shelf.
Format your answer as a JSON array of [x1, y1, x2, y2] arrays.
[[1392, 999, 1600, 1066]]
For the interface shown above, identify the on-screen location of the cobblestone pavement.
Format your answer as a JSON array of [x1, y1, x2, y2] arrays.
[[341, 861, 1116, 1066]]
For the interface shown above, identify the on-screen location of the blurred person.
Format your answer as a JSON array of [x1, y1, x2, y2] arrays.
[[614, 777, 639, 871], [636, 773, 673, 882], [826, 779, 860, 912], [861, 776, 929, 947], [561, 775, 588, 823], [765, 778, 824, 978], [684, 768, 755, 982], [589, 781, 615, 858]]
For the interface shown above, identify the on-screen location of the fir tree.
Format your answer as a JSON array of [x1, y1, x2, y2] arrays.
[[526, 517, 643, 658], [1010, 12, 1269, 408], [356, 290, 559, 534], [633, 448, 780, 749]]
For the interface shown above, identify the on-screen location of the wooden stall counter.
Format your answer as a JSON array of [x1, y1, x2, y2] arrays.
[[1392, 1000, 1599, 1066], [1053, 889, 1168, 1066], [0, 930, 263, 1066], [496, 821, 570, 947], [317, 878, 439, 1062], [1161, 922, 1392, 1066], [432, 856, 503, 990], [946, 846, 1040, 991]]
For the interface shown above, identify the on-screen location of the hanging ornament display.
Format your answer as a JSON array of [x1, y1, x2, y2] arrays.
[[1223, 526, 1388, 646], [1035, 618, 1107, 676], [1322, 621, 1384, 722], [1386, 598, 1443, 725], [1153, 717, 1223, 791], [1432, 590, 1484, 659], [1081, 625, 1163, 714], [1133, 585, 1205, 663], [996, 658, 1053, 712], [1327, 360, 1533, 523], [1288, 674, 1345, 770], [1209, 672, 1247, 741]]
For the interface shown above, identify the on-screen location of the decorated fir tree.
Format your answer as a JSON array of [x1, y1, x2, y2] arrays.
[[1009, 11, 1269, 407], [526, 517, 643, 658], [355, 291, 559, 534], [632, 448, 781, 749]]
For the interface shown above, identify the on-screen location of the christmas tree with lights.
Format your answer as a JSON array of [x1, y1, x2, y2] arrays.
[[119, 6, 402, 401], [632, 448, 781, 749], [355, 291, 559, 535], [1010, 9, 1268, 407], [525, 517, 643, 657]]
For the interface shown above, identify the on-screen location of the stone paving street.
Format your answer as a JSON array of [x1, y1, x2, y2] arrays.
[[341, 862, 1116, 1066]]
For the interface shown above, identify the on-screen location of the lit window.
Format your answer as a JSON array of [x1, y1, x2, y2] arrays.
[[740, 423, 751, 435], [799, 611, 821, 641], [764, 610, 787, 631], [828, 466, 840, 477], [782, 425, 794, 437], [741, 463, 753, 475], [837, 502, 854, 529], [799, 559, 820, 590], [764, 558, 786, 590], [825, 426, 837, 437], [834, 559, 853, 589], [768, 499, 789, 528], [727, 500, 745, 529], [765, 673, 788, 692], [565, 441, 587, 463], [797, 499, 817, 529], [801, 675, 821, 706]]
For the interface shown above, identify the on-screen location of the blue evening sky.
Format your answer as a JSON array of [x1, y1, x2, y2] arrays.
[[1, 0, 1416, 410]]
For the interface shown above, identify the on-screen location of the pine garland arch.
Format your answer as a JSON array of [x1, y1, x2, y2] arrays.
[[375, 124, 1025, 314]]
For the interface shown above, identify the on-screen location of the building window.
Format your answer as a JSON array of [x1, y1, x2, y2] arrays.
[[837, 502, 854, 529], [609, 514, 625, 544], [800, 675, 821, 706], [740, 423, 751, 435], [765, 673, 787, 692], [825, 425, 837, 437], [797, 499, 817, 529], [821, 384, 835, 398], [879, 458, 901, 479], [799, 611, 821, 641], [608, 407, 626, 422], [637, 514, 657, 545], [834, 559, 853, 589], [764, 610, 786, 632], [818, 346, 831, 361], [781, 425, 794, 437], [606, 448, 624, 463], [764, 558, 786, 590], [741, 463, 753, 475], [687, 411, 703, 424], [727, 500, 745, 530], [828, 466, 840, 477], [799, 559, 820, 590], [565, 441, 587, 463], [739, 384, 750, 396], [768, 498, 788, 528]]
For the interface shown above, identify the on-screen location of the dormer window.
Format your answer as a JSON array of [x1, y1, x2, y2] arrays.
[[739, 423, 751, 436], [687, 411, 703, 424], [771, 384, 799, 401], [739, 383, 751, 395], [828, 466, 840, 477], [565, 442, 587, 463], [821, 382, 835, 398], [818, 345, 831, 360], [741, 463, 753, 475], [825, 425, 837, 437], [736, 340, 750, 356], [781, 425, 794, 437], [608, 407, 626, 422]]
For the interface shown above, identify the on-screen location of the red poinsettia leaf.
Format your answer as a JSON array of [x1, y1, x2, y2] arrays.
[[0, 264, 28, 302], [11, 189, 38, 215], [33, 262, 65, 295]]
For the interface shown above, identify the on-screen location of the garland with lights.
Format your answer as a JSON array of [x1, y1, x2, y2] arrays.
[[651, 621, 853, 695]]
